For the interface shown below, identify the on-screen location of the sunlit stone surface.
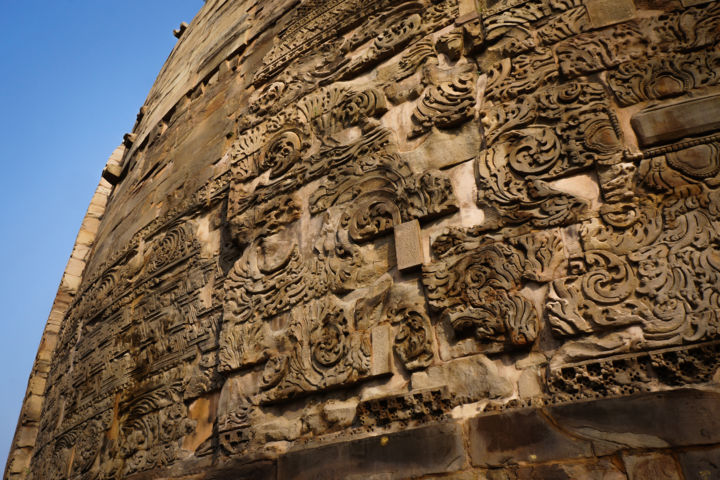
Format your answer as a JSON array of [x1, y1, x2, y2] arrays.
[[7, 0, 720, 478]]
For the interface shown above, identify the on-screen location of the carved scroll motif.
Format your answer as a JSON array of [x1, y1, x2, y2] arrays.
[[484, 47, 558, 103], [29, 0, 720, 475], [309, 154, 457, 242], [114, 383, 196, 476], [258, 296, 374, 403], [476, 82, 622, 230], [410, 72, 476, 137], [555, 3, 720, 78], [220, 240, 324, 371], [146, 224, 202, 275], [608, 48, 720, 107], [548, 190, 720, 346], [423, 241, 540, 351], [384, 283, 436, 371], [255, 0, 458, 85]]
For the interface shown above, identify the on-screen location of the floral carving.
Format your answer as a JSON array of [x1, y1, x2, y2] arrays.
[[311, 304, 350, 368], [25, 0, 720, 475], [608, 48, 720, 107], [423, 241, 541, 351], [257, 297, 378, 403], [410, 71, 476, 137], [220, 240, 324, 371], [310, 153, 458, 242], [476, 82, 622, 230], [389, 303, 434, 371]]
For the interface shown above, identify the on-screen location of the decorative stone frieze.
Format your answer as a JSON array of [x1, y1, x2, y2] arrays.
[[9, 0, 720, 478]]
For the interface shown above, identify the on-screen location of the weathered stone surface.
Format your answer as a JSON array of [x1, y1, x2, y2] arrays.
[[277, 423, 467, 480], [631, 94, 720, 146], [207, 460, 277, 480], [10, 0, 720, 477], [623, 453, 682, 480], [411, 355, 514, 404], [482, 459, 627, 480], [470, 389, 720, 468], [677, 447, 720, 480], [547, 389, 720, 452], [394, 220, 424, 271], [468, 409, 594, 467], [585, 0, 636, 28]]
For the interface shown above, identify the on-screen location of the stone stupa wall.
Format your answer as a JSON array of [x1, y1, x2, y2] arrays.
[[7, 0, 720, 478]]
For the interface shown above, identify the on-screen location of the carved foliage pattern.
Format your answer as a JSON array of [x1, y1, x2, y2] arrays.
[[27, 0, 720, 475], [476, 82, 622, 229], [31, 222, 220, 478], [422, 232, 565, 351]]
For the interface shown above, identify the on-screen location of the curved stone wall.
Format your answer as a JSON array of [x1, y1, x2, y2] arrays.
[[7, 0, 720, 478]]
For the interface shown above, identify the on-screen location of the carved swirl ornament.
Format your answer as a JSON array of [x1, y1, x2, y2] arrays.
[[18, 0, 720, 478]]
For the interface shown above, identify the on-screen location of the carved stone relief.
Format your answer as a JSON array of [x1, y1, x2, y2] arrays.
[[17, 0, 720, 477]]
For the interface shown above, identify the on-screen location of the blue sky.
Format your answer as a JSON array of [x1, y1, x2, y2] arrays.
[[0, 1, 203, 467]]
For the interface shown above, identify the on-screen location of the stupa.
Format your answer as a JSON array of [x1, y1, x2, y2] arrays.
[[7, 0, 720, 478]]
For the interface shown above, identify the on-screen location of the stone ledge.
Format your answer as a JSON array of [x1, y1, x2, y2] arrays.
[[103, 390, 720, 479], [206, 459, 277, 480], [277, 422, 467, 480], [469, 388, 720, 467], [631, 94, 720, 147]]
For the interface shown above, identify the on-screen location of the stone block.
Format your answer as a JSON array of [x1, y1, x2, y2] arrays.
[[585, 0, 635, 28], [255, 417, 302, 443], [102, 162, 124, 184], [457, 0, 480, 19], [322, 399, 358, 427], [15, 425, 38, 448], [677, 447, 720, 480], [488, 459, 626, 479], [411, 355, 513, 404], [371, 324, 393, 376], [680, 0, 713, 5], [517, 368, 542, 399], [423, 472, 477, 480], [394, 219, 424, 271], [23, 394, 43, 419], [547, 389, 720, 454], [631, 94, 720, 146], [61, 272, 81, 291], [208, 460, 277, 480], [468, 408, 594, 467], [277, 423, 466, 480], [403, 117, 482, 170], [623, 453, 682, 480], [64, 257, 85, 277]]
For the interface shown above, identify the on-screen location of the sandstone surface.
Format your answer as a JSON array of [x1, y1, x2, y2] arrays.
[[7, 0, 720, 478]]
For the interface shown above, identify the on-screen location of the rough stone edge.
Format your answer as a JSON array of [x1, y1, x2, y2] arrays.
[[3, 147, 121, 479]]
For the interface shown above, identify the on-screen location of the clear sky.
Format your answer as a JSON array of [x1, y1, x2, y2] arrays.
[[0, 1, 203, 467]]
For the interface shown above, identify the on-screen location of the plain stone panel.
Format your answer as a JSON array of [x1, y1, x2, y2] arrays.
[[585, 0, 635, 28], [547, 389, 720, 454], [394, 220, 424, 271], [468, 408, 594, 467], [631, 94, 720, 146], [277, 423, 466, 480], [623, 453, 682, 480], [488, 459, 626, 480]]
